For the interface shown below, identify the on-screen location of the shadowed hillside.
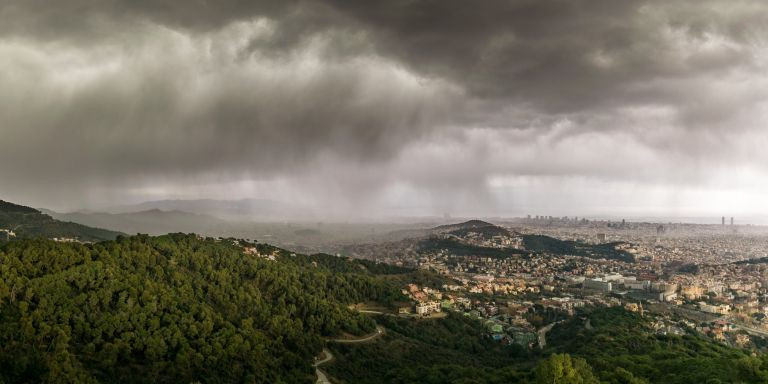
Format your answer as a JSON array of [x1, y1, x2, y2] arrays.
[[0, 200, 122, 242]]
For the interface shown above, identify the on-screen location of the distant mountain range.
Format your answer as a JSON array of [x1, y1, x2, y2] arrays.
[[0, 200, 122, 242], [102, 198, 311, 221], [43, 208, 226, 236]]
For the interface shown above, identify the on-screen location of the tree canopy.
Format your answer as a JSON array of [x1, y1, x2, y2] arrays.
[[0, 234, 402, 383], [534, 354, 599, 384]]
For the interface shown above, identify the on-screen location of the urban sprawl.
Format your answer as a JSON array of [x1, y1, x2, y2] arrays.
[[348, 218, 768, 351]]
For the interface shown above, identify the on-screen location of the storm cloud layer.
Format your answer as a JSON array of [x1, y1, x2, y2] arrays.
[[1, 0, 767, 218]]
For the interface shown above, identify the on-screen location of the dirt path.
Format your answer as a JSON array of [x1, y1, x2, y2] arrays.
[[538, 320, 564, 348], [314, 325, 385, 383], [314, 349, 333, 384], [331, 325, 385, 343]]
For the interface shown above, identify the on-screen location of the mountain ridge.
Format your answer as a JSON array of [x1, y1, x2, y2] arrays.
[[0, 200, 123, 242], [44, 208, 225, 236], [102, 198, 311, 220]]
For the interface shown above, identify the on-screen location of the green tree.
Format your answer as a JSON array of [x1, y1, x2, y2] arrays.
[[0, 234, 406, 383], [534, 354, 599, 384]]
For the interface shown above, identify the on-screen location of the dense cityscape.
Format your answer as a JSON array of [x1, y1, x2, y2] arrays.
[[345, 219, 768, 353]]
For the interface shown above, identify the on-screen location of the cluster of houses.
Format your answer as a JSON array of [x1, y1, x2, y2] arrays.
[[401, 283, 580, 348], [0, 229, 16, 242], [400, 278, 766, 350], [242, 246, 277, 261], [51, 237, 79, 243], [649, 312, 755, 348], [402, 284, 450, 316], [578, 272, 768, 329], [435, 230, 524, 250]]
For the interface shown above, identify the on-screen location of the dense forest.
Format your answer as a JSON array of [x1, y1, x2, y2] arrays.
[[0, 234, 404, 383], [327, 312, 534, 383], [546, 308, 768, 383], [522, 235, 635, 263], [327, 308, 768, 384], [0, 200, 123, 242], [281, 252, 413, 276], [422, 237, 527, 258]]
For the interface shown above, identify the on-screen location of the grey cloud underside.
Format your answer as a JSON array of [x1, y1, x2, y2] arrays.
[[0, 0, 767, 214], [5, 0, 766, 111], [11, 2, 766, 103], [0, 17, 459, 176]]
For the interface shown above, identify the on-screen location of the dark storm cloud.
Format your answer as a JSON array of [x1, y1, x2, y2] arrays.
[[0, 0, 767, 214], [0, 21, 459, 175], [2, 0, 765, 115], [325, 0, 768, 125]]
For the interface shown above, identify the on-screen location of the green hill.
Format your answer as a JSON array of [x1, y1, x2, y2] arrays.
[[546, 307, 768, 383], [432, 220, 504, 235], [419, 232, 633, 262], [0, 200, 123, 242], [0, 234, 405, 383], [523, 235, 635, 263], [327, 312, 532, 383], [421, 237, 526, 258], [426, 221, 634, 262]]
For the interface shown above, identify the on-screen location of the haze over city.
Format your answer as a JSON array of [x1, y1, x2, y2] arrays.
[[2, 0, 768, 220]]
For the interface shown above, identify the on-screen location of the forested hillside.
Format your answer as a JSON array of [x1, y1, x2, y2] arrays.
[[0, 234, 404, 383], [545, 308, 768, 383], [0, 200, 122, 242], [327, 313, 533, 383], [522, 235, 635, 263], [421, 237, 526, 258], [326, 308, 768, 384]]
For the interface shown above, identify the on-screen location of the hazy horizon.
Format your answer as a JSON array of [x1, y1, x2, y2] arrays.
[[27, 196, 768, 227]]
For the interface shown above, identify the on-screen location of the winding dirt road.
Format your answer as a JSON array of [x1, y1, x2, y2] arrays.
[[313, 349, 333, 384], [314, 325, 385, 383], [332, 325, 385, 344]]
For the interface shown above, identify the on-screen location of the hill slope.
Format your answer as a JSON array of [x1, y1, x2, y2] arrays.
[[0, 234, 405, 383], [429, 221, 634, 262], [431, 219, 500, 233], [350, 220, 635, 263], [522, 235, 635, 262], [0, 200, 122, 242]]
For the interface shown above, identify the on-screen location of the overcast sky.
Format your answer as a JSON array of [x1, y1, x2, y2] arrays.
[[1, 0, 768, 220]]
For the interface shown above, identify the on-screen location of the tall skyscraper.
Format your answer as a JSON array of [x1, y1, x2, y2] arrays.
[[722, 216, 725, 226], [731, 217, 734, 226]]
